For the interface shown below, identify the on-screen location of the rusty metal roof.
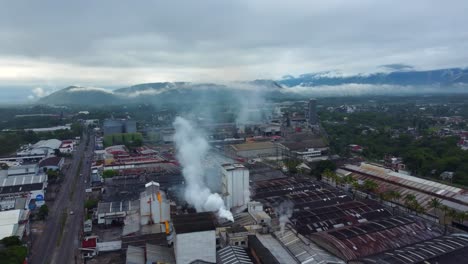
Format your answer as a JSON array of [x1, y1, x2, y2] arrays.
[[309, 216, 444, 261], [358, 233, 468, 264]]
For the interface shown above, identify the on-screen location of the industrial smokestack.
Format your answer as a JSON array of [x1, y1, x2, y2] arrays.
[[173, 117, 234, 222]]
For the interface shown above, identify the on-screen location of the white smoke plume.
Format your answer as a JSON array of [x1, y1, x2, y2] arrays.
[[277, 200, 294, 235], [173, 117, 234, 222]]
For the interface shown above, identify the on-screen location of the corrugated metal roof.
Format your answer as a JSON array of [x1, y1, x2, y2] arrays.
[[310, 216, 444, 261], [358, 233, 468, 264], [146, 243, 175, 264], [255, 234, 297, 264], [126, 245, 144, 264], [217, 246, 253, 264], [0, 174, 47, 187], [274, 227, 344, 264]]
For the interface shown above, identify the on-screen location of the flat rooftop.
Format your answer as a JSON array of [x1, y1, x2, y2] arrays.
[[173, 212, 216, 234], [231, 142, 276, 151]]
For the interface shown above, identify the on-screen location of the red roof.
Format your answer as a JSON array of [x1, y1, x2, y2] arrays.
[[81, 237, 97, 248], [38, 157, 63, 167]]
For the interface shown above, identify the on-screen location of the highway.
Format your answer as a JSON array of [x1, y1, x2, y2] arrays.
[[30, 130, 94, 264]]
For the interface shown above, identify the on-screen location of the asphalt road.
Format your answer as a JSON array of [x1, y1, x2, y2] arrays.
[[30, 131, 94, 264]]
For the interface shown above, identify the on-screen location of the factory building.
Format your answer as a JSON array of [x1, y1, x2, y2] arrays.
[[307, 98, 318, 126], [139, 181, 170, 230], [221, 164, 250, 212], [17, 139, 62, 157], [0, 209, 30, 240], [227, 142, 278, 159], [103, 119, 137, 135], [173, 212, 216, 264], [96, 200, 140, 225], [38, 156, 64, 172]]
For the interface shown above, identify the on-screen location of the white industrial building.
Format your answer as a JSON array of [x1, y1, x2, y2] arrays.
[[0, 209, 29, 240], [96, 200, 140, 225], [139, 181, 170, 229], [221, 164, 250, 212], [173, 212, 216, 264], [0, 174, 47, 209], [17, 139, 62, 157]]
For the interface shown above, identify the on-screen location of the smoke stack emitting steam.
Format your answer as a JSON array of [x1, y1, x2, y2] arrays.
[[277, 200, 294, 235], [173, 117, 234, 222]]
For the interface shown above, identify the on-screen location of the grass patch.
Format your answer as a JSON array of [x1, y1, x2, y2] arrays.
[[56, 208, 68, 247]]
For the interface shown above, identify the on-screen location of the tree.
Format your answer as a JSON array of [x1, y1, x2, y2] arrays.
[[322, 169, 339, 186], [0, 236, 21, 247], [362, 180, 378, 193], [103, 169, 117, 178], [427, 198, 441, 216], [37, 205, 49, 220], [284, 159, 300, 174], [315, 160, 337, 175], [441, 205, 450, 225], [84, 198, 98, 210], [46, 169, 60, 182], [0, 162, 9, 170], [456, 211, 467, 224], [404, 194, 417, 211]]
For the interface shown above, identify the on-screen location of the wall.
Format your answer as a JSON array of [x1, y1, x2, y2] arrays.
[[175, 230, 216, 264], [222, 167, 250, 210]]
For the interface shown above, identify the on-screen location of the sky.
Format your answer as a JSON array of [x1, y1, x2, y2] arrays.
[[1, 0, 468, 94]]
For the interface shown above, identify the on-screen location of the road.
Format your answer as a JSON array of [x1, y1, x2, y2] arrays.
[[30, 131, 94, 264]]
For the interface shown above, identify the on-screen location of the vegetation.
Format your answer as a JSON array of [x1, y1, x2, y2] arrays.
[[322, 109, 468, 186], [0, 236, 27, 264], [312, 160, 337, 180], [37, 205, 49, 220], [103, 132, 143, 148], [84, 198, 99, 210], [102, 169, 118, 178], [0, 122, 83, 156], [283, 159, 301, 174]]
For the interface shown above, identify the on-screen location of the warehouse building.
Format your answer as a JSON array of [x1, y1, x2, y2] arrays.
[[17, 139, 62, 156], [96, 200, 140, 225], [173, 212, 216, 264], [103, 119, 137, 135], [227, 142, 278, 159], [0, 209, 30, 240], [354, 233, 468, 264], [309, 216, 443, 261], [341, 163, 468, 212]]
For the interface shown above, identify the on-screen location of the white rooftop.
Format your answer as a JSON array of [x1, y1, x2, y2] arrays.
[[0, 209, 21, 240], [0, 174, 47, 187], [33, 139, 62, 150]]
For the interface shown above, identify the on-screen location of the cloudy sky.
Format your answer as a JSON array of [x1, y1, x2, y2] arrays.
[[1, 0, 467, 90]]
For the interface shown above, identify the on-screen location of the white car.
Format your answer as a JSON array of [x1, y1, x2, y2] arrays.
[[70, 210, 74, 215]]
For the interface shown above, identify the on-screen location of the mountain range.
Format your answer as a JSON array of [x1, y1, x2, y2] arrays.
[[38, 67, 468, 105]]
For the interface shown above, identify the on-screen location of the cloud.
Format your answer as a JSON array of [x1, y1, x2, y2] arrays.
[[0, 0, 467, 86], [285, 83, 468, 97], [32, 87, 46, 97], [380, 64, 414, 71], [68, 86, 113, 93]]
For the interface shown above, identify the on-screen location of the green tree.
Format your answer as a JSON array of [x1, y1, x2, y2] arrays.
[[427, 198, 441, 216], [84, 199, 98, 210], [0, 236, 21, 247], [37, 205, 49, 220], [362, 179, 379, 193], [103, 169, 117, 178]]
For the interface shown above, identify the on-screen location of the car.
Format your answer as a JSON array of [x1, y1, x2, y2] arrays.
[[70, 210, 74, 215]]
